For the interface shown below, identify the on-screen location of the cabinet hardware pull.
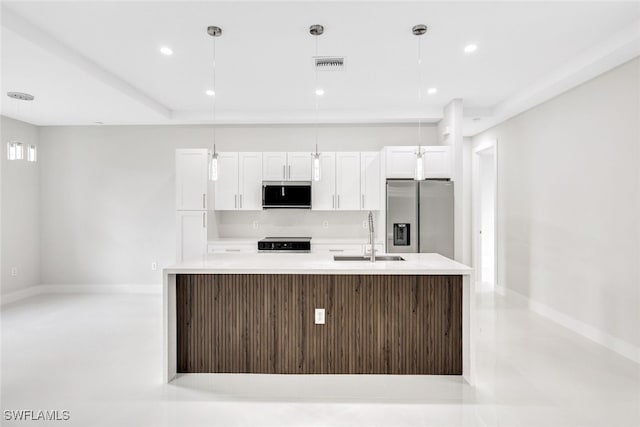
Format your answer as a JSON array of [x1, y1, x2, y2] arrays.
[[283, 165, 286, 180], [337, 195, 340, 208], [362, 194, 364, 209], [329, 249, 344, 252], [332, 194, 335, 209], [203, 193, 206, 209], [225, 249, 241, 252], [288, 165, 291, 179], [202, 212, 206, 228], [234, 194, 237, 209], [240, 194, 243, 208]]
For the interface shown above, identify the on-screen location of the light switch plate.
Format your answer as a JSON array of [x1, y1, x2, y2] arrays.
[[315, 308, 325, 325], [10, 267, 17, 277], [151, 262, 157, 271], [322, 221, 329, 229]]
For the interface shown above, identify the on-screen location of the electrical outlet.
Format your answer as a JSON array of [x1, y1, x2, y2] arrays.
[[363, 220, 368, 229], [151, 262, 157, 271], [315, 308, 325, 325], [10, 267, 18, 277], [322, 220, 329, 229], [252, 221, 259, 230]]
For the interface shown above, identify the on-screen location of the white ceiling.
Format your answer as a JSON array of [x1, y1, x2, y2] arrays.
[[1, 1, 639, 135]]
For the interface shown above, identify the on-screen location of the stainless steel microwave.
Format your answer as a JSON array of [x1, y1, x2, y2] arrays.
[[262, 181, 312, 209]]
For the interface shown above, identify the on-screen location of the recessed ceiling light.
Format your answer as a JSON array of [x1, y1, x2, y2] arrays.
[[315, 88, 325, 96], [7, 91, 35, 101], [427, 87, 438, 95], [205, 90, 215, 96], [160, 46, 173, 56], [464, 44, 478, 54]]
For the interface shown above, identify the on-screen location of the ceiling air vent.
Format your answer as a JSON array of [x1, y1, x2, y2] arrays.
[[314, 56, 345, 71]]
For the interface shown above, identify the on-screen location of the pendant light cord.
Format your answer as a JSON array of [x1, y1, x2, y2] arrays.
[[213, 34, 217, 152], [315, 34, 319, 147], [417, 34, 422, 154]]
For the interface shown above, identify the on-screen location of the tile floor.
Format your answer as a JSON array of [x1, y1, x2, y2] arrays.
[[1, 290, 639, 426]]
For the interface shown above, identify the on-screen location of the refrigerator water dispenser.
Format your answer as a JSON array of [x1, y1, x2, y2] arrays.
[[393, 223, 410, 246]]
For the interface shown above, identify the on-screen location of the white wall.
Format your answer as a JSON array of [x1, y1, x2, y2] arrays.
[[472, 58, 640, 355], [38, 123, 437, 285], [1, 116, 40, 296], [479, 148, 496, 284]]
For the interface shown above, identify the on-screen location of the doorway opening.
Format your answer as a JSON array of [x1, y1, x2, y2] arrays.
[[473, 142, 497, 291]]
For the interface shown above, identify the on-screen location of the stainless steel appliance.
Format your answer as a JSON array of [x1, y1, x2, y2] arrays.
[[386, 180, 454, 258], [258, 237, 311, 253], [262, 181, 312, 209]]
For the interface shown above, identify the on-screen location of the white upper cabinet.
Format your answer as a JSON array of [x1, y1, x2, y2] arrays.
[[312, 152, 336, 211], [360, 152, 381, 210], [176, 149, 209, 210], [262, 152, 311, 181], [384, 146, 451, 179], [214, 152, 239, 210], [238, 152, 263, 210], [262, 152, 287, 181], [335, 152, 361, 210], [287, 152, 312, 181], [422, 146, 451, 179], [176, 211, 207, 262], [215, 152, 263, 211], [385, 146, 419, 179]]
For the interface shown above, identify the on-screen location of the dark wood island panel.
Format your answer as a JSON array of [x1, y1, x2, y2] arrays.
[[176, 274, 462, 375]]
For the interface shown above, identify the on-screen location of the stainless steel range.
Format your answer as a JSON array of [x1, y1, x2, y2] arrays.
[[257, 237, 311, 253]]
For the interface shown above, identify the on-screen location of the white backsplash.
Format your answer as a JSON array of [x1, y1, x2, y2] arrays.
[[213, 210, 379, 239]]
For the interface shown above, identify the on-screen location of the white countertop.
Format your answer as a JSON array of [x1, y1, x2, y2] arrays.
[[164, 252, 472, 275], [208, 238, 385, 245]]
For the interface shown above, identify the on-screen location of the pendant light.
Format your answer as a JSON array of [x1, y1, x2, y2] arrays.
[[413, 24, 427, 181], [310, 24, 324, 182], [208, 25, 222, 181]]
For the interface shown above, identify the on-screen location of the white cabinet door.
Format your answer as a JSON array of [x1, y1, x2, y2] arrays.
[[287, 152, 312, 181], [312, 152, 336, 210], [423, 146, 451, 179], [176, 149, 209, 210], [214, 152, 239, 210], [360, 151, 381, 210], [238, 152, 263, 210], [176, 211, 207, 262], [335, 152, 361, 210], [262, 152, 287, 181], [385, 146, 418, 179]]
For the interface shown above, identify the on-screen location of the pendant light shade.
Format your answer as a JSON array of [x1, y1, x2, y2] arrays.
[[209, 145, 219, 181], [414, 151, 424, 181], [312, 144, 321, 181]]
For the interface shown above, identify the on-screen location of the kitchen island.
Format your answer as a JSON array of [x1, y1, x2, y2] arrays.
[[163, 253, 474, 384]]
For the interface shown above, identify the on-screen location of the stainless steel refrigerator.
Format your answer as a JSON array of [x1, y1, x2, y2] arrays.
[[386, 179, 454, 258]]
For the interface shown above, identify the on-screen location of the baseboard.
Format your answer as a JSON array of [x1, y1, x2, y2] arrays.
[[499, 286, 640, 364], [0, 286, 43, 306], [1, 284, 161, 306]]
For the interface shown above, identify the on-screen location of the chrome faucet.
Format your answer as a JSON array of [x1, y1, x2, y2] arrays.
[[368, 211, 375, 263]]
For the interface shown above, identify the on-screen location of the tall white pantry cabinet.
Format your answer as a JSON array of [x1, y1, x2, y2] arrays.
[[175, 149, 209, 262]]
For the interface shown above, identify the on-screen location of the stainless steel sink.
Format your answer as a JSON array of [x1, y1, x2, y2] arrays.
[[333, 255, 405, 262]]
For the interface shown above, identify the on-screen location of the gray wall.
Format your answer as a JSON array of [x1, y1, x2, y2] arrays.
[[472, 58, 640, 350], [38, 123, 437, 285], [1, 116, 40, 295]]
